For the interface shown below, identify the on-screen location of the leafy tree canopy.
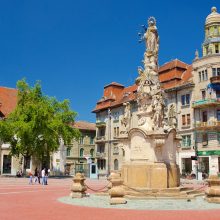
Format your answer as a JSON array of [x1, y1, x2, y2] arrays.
[[0, 79, 81, 160]]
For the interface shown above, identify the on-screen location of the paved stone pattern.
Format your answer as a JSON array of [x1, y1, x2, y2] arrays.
[[1, 177, 220, 220]]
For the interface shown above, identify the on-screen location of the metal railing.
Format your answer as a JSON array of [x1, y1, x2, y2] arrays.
[[96, 136, 106, 141], [96, 152, 106, 158], [192, 98, 220, 108], [194, 121, 220, 128]]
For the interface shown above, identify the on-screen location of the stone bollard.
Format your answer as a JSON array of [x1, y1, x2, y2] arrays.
[[70, 173, 87, 198], [108, 172, 127, 205], [205, 175, 220, 203]]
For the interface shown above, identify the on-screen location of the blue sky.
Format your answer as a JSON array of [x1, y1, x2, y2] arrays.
[[0, 0, 218, 122]]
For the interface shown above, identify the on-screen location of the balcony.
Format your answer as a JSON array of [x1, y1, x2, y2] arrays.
[[96, 121, 106, 127], [96, 152, 106, 158], [194, 121, 220, 131], [95, 136, 106, 143], [210, 76, 220, 84], [181, 145, 191, 150], [192, 98, 220, 108]]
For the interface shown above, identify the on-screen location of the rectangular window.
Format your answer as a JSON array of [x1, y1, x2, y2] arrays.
[[212, 68, 217, 77], [97, 145, 105, 153], [66, 148, 71, 157], [202, 133, 208, 146], [182, 115, 186, 126], [114, 127, 119, 137], [217, 110, 220, 121], [202, 71, 205, 81], [98, 128, 105, 137], [3, 155, 11, 174], [79, 137, 84, 144], [90, 137, 94, 145], [187, 114, 191, 125], [215, 44, 219, 54], [218, 68, 220, 76], [199, 72, 202, 82], [181, 95, 185, 105], [202, 111, 208, 122], [182, 135, 191, 147], [97, 159, 106, 170], [205, 69, 208, 80], [116, 127, 119, 136], [186, 94, 190, 105], [206, 46, 208, 55], [181, 94, 190, 106], [202, 90, 206, 100]]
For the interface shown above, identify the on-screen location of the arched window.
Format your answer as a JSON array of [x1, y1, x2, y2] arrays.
[[80, 148, 84, 157], [114, 159, 119, 170], [90, 149, 94, 157]]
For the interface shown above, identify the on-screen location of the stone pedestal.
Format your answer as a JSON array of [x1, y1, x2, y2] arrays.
[[122, 163, 166, 188], [205, 175, 220, 203], [122, 162, 180, 189], [167, 163, 180, 188], [70, 173, 87, 198], [108, 172, 127, 205]]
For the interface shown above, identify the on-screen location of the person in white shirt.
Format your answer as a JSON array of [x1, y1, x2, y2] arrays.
[[41, 168, 45, 185]]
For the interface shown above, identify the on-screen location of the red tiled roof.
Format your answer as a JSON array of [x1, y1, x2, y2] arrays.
[[159, 59, 188, 73], [0, 87, 17, 117], [72, 121, 96, 131], [104, 82, 124, 89], [92, 84, 137, 112], [93, 59, 193, 112], [162, 65, 193, 90]]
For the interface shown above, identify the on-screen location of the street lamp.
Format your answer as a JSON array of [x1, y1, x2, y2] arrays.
[[108, 108, 111, 176]]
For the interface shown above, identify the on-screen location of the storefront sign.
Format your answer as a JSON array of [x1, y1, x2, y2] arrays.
[[198, 150, 220, 156]]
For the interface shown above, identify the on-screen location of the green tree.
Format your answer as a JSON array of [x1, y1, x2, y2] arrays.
[[0, 79, 80, 169]]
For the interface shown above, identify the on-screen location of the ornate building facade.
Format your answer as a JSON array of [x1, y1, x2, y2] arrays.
[[52, 121, 96, 176], [192, 7, 220, 176], [92, 6, 220, 178]]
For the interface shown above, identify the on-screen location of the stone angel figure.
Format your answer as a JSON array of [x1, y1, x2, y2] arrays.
[[121, 102, 131, 130]]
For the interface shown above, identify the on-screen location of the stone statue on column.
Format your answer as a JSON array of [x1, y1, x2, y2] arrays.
[[136, 16, 166, 131], [121, 102, 131, 133]]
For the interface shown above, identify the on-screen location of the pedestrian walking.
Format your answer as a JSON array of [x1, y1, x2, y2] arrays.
[[41, 168, 45, 185], [29, 171, 33, 184], [34, 168, 38, 184], [37, 169, 41, 184], [45, 168, 48, 185]]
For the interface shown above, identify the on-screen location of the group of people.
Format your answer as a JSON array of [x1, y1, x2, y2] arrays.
[[29, 168, 50, 185]]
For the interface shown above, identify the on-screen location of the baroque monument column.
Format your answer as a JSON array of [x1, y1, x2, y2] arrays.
[[121, 17, 180, 190]]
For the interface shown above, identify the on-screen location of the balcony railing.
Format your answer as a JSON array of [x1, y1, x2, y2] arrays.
[[181, 145, 191, 149], [194, 121, 220, 130], [192, 98, 220, 108], [96, 121, 106, 127], [96, 152, 106, 158], [95, 136, 106, 142], [210, 76, 220, 84]]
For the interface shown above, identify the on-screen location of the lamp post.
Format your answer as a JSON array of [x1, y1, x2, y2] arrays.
[[194, 109, 199, 180], [108, 108, 111, 176]]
